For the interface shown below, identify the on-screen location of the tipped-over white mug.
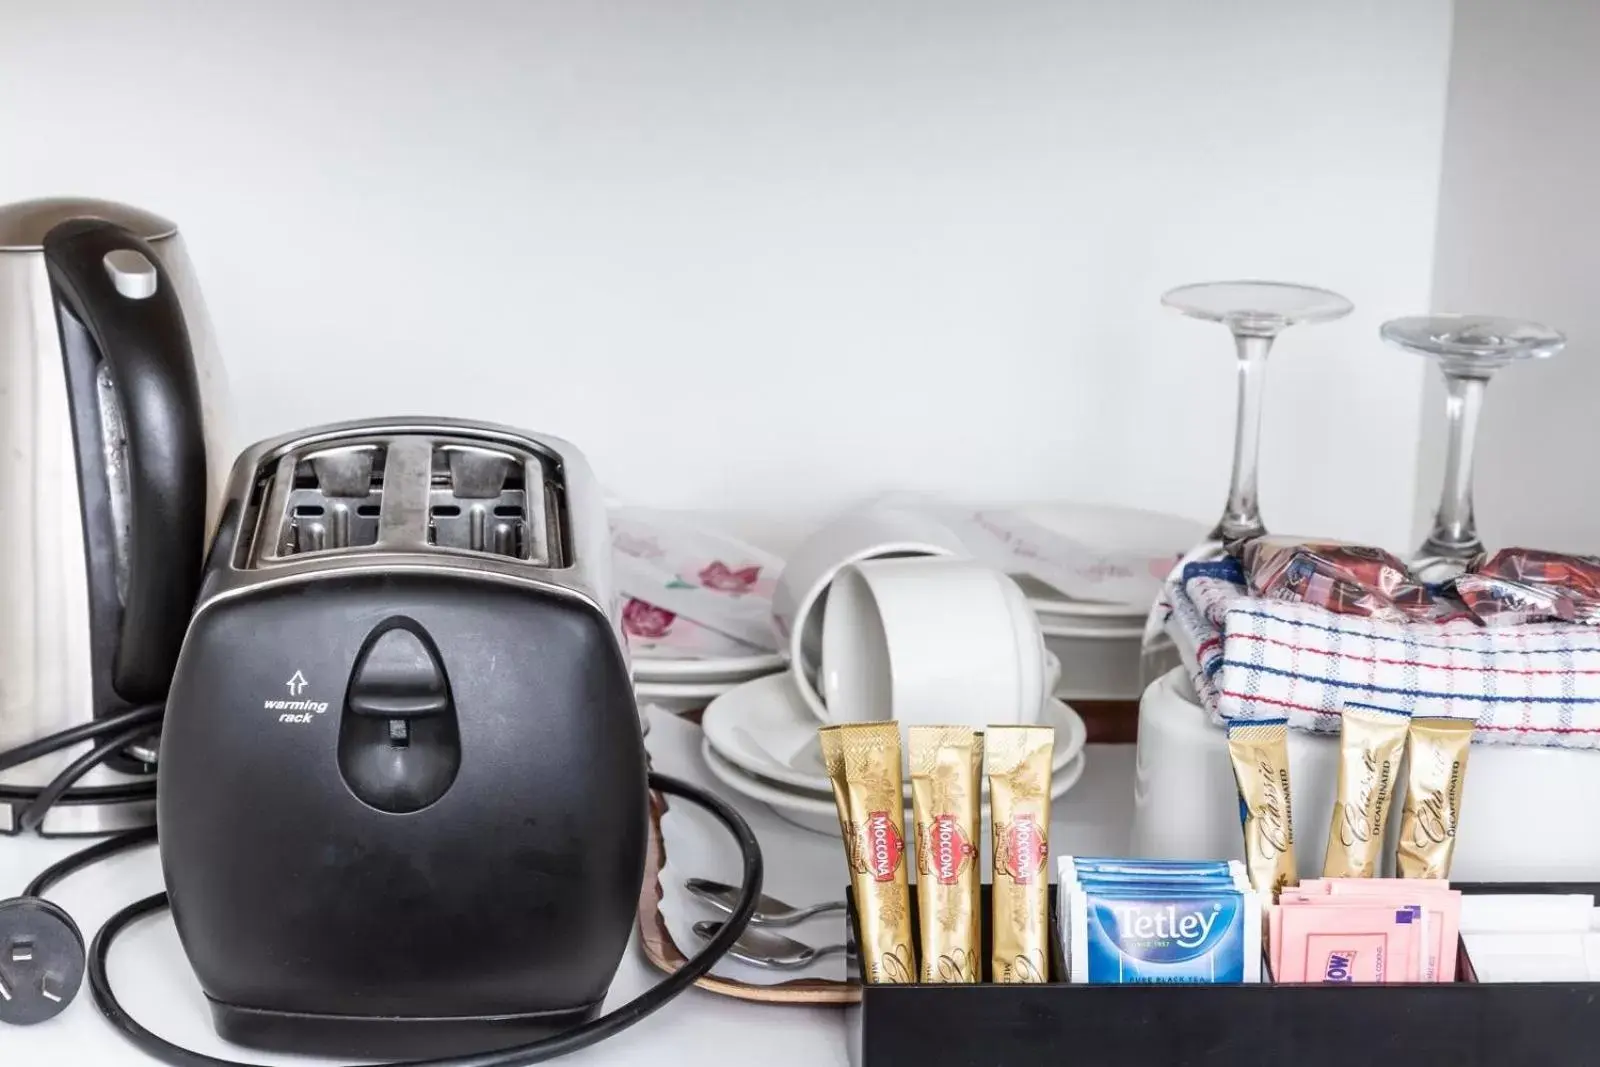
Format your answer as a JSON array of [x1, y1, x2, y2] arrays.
[[818, 557, 1046, 733], [772, 504, 971, 722]]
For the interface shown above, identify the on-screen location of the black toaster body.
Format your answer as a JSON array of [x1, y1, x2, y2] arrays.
[[157, 421, 647, 1059]]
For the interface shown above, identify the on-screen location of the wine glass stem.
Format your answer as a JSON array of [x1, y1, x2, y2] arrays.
[[1211, 332, 1274, 543], [1426, 370, 1488, 554]]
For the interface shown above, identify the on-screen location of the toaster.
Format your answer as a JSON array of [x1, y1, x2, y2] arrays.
[[156, 418, 647, 1058]]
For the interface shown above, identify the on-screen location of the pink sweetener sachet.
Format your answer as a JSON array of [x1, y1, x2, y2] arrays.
[[1278, 903, 1425, 984], [1320, 879, 1462, 982], [1272, 878, 1464, 983]]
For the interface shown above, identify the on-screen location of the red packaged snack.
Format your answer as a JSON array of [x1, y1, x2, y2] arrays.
[[1452, 548, 1600, 626], [1237, 537, 1457, 623]]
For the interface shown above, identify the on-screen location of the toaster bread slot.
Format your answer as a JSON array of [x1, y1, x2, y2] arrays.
[[279, 444, 386, 555], [281, 444, 380, 556], [232, 427, 573, 571], [425, 443, 556, 564]]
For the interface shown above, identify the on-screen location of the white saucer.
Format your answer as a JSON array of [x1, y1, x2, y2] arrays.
[[635, 678, 738, 701], [701, 671, 1086, 796], [703, 737, 1088, 837], [637, 695, 714, 719], [1037, 618, 1145, 641], [631, 649, 786, 685], [636, 679, 739, 717]]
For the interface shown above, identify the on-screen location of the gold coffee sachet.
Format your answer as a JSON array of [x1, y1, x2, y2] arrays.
[[1323, 705, 1410, 878], [819, 723, 917, 983], [1396, 717, 1474, 879], [909, 726, 983, 983], [986, 725, 1053, 983], [1226, 719, 1296, 899]]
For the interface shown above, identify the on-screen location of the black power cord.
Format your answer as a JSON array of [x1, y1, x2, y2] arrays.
[[0, 705, 162, 778], [0, 709, 163, 1027], [0, 704, 162, 832], [16, 724, 161, 833], [2, 717, 766, 1065]]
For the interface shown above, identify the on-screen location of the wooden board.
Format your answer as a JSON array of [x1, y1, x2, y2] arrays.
[[1073, 699, 1140, 744]]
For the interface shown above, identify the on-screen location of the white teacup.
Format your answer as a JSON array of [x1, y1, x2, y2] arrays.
[[772, 504, 971, 721], [818, 557, 1046, 733]]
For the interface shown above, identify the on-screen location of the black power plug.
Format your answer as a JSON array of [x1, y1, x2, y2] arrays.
[[0, 897, 85, 1025]]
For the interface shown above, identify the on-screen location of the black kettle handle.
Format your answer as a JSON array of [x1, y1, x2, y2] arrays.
[[44, 220, 208, 702]]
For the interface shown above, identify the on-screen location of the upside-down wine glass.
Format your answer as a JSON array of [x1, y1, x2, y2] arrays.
[[1139, 281, 1355, 688], [1381, 314, 1565, 584]]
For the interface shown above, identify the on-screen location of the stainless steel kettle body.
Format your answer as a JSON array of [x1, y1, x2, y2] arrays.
[[0, 198, 230, 834]]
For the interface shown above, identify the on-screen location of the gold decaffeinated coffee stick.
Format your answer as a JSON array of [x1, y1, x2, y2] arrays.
[[986, 725, 1054, 983], [1323, 705, 1410, 878], [1396, 717, 1474, 879], [819, 723, 917, 983], [1226, 719, 1296, 900], [909, 726, 983, 983]]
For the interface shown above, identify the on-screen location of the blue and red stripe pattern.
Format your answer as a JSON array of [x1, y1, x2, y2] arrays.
[[1162, 560, 1600, 748]]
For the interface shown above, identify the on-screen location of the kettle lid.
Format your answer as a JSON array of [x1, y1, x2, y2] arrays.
[[0, 197, 178, 251]]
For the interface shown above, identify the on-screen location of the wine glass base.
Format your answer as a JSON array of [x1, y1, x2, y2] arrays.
[[1162, 281, 1355, 332], [1382, 315, 1566, 371]]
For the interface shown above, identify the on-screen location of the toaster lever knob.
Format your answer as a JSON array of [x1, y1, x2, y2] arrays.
[[346, 626, 451, 719], [338, 621, 461, 814]]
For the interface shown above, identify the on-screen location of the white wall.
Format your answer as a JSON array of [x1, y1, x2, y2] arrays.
[[1, 0, 1452, 548], [1419, 0, 1599, 555]]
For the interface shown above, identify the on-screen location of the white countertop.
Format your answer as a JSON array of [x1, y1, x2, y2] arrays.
[[1, 740, 1135, 1067]]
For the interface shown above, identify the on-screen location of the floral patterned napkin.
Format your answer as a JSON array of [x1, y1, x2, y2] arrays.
[[620, 598, 768, 660], [610, 508, 783, 653]]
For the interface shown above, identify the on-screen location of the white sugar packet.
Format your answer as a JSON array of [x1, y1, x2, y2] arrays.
[[1456, 894, 1598, 983], [610, 508, 782, 651], [1463, 932, 1591, 983], [1460, 894, 1596, 933]]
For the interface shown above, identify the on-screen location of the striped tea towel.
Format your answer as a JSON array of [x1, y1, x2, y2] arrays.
[[1164, 559, 1600, 749]]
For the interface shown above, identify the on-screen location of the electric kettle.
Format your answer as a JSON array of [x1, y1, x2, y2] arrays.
[[0, 197, 229, 835]]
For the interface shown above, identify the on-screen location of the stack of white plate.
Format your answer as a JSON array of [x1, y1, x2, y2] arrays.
[[698, 673, 1088, 837], [620, 589, 785, 714], [633, 646, 787, 715], [1006, 502, 1206, 702]]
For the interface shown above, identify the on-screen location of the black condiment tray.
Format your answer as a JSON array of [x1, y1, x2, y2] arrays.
[[846, 882, 1600, 1067]]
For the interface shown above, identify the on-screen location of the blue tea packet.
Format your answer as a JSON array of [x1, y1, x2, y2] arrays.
[[1070, 872, 1246, 889], [1067, 885, 1262, 984], [1058, 857, 1249, 891], [1062, 856, 1246, 879]]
